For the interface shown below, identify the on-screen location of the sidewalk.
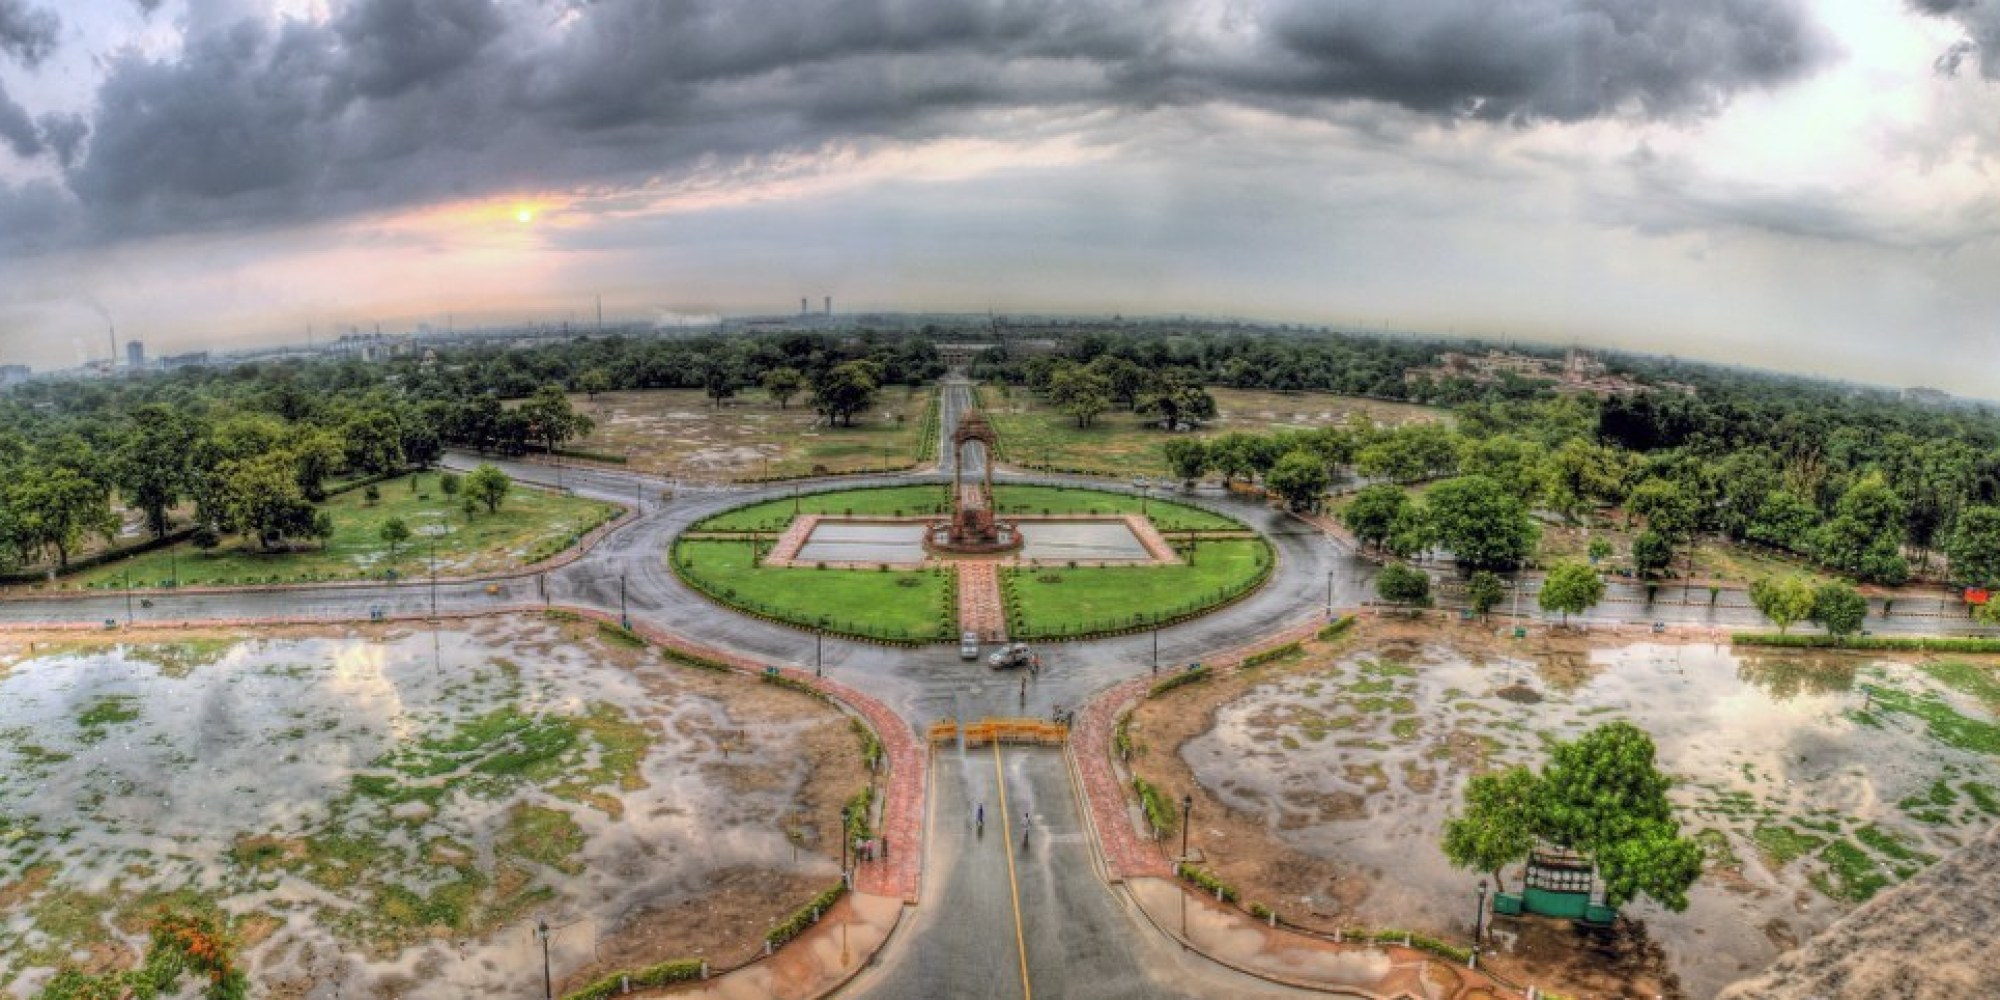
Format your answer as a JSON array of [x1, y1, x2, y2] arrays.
[[644, 892, 902, 1000], [1126, 878, 1517, 1000]]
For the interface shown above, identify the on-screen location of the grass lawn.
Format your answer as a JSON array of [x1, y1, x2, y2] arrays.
[[1002, 538, 1271, 638], [62, 472, 619, 590], [977, 385, 1446, 478], [560, 386, 935, 481], [989, 484, 1241, 532], [670, 539, 953, 641], [691, 485, 950, 533]]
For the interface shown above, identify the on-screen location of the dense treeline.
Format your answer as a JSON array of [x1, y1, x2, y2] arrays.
[[0, 330, 943, 574]]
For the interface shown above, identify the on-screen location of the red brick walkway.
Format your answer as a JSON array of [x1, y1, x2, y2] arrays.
[[956, 562, 1007, 642]]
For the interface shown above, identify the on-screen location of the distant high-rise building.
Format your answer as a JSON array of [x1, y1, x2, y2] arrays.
[[801, 297, 809, 316], [824, 296, 832, 316], [126, 341, 144, 367]]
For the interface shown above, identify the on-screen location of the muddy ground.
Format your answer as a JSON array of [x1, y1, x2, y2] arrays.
[[1125, 617, 2000, 1000]]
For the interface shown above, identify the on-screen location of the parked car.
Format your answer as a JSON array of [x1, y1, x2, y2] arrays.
[[961, 631, 981, 660]]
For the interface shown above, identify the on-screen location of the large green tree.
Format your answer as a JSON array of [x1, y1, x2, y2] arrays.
[[1442, 765, 1542, 887], [812, 361, 882, 427], [15, 468, 118, 569], [1265, 449, 1330, 512], [1375, 563, 1431, 607], [113, 404, 201, 538], [1538, 560, 1604, 625], [465, 464, 513, 514], [1537, 722, 1703, 911], [1809, 582, 1869, 638], [519, 384, 595, 454], [1748, 576, 1816, 634], [1342, 484, 1410, 552], [223, 453, 319, 550], [1423, 475, 1538, 571], [1946, 505, 2000, 590], [1046, 363, 1113, 429], [761, 367, 807, 410], [1815, 473, 1910, 585]]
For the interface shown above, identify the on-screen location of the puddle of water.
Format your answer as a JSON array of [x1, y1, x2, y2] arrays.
[[0, 619, 839, 998], [1183, 641, 2000, 998]]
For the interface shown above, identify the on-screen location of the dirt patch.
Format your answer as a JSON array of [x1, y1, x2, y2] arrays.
[[559, 867, 833, 989]]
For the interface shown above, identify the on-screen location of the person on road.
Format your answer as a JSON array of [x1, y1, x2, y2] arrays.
[[976, 802, 984, 831], [1021, 810, 1031, 847]]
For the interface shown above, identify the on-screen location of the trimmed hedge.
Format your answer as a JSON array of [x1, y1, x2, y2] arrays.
[[767, 883, 848, 948], [1733, 633, 2000, 652], [562, 958, 704, 1000], [1133, 776, 1176, 836], [1175, 861, 1239, 903], [1242, 641, 1302, 668], [1149, 665, 1210, 697], [760, 671, 833, 703], [1317, 615, 1356, 641], [1113, 712, 1137, 759], [1347, 928, 1473, 965]]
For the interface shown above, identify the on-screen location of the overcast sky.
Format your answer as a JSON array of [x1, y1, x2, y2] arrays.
[[1, 0, 1997, 392]]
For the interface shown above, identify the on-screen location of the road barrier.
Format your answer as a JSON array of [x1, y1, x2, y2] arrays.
[[927, 717, 1069, 747]]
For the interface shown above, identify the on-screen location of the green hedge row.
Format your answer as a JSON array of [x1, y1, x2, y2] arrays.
[[1113, 712, 1137, 759], [1733, 633, 2000, 652], [1149, 665, 1210, 697], [1133, 776, 1176, 836], [1317, 615, 1356, 641], [766, 884, 848, 948], [562, 958, 704, 1000], [1175, 861, 1239, 903], [1242, 641, 1302, 668], [760, 671, 833, 703]]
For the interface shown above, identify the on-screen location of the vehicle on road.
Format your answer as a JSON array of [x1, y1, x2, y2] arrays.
[[987, 643, 1038, 671], [960, 631, 980, 660]]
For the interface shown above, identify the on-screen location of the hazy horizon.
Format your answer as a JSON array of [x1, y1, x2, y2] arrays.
[[3, 1, 1999, 393]]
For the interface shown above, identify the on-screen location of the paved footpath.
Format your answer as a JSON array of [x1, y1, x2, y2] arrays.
[[955, 561, 1008, 643]]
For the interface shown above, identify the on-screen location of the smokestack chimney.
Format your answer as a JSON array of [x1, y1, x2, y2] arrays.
[[800, 297, 808, 316], [824, 296, 831, 317]]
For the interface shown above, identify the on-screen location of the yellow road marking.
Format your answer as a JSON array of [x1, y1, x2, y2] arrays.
[[993, 741, 1032, 1000]]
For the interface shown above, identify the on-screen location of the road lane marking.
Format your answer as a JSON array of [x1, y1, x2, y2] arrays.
[[992, 741, 1033, 1000]]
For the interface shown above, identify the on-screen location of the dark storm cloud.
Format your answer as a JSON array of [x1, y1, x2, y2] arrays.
[[1237, 0, 1828, 122], [1910, 0, 2000, 77], [35, 111, 86, 168], [5, 0, 1832, 250], [0, 79, 41, 157], [0, 0, 58, 68]]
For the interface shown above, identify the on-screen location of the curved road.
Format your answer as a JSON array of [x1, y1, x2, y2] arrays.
[[0, 378, 1980, 998]]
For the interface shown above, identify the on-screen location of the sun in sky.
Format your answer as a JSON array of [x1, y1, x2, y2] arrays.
[[515, 206, 535, 224]]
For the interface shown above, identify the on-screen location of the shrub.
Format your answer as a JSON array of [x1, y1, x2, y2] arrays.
[[766, 884, 848, 948], [1175, 862, 1238, 903], [1133, 776, 1177, 836]]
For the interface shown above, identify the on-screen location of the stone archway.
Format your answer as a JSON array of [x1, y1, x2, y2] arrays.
[[928, 409, 1021, 555]]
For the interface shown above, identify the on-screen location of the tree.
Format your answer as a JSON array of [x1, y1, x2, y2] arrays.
[[14, 468, 118, 569], [222, 453, 318, 550], [762, 367, 807, 410], [1748, 489, 1818, 553], [1538, 560, 1604, 625], [1088, 355, 1150, 410], [1342, 484, 1410, 552], [1423, 475, 1538, 571], [1376, 563, 1431, 607], [1586, 537, 1613, 563], [1465, 570, 1506, 617], [1047, 363, 1113, 429], [440, 471, 462, 497], [1630, 529, 1674, 577], [1136, 372, 1216, 430], [1809, 582, 1869, 638], [813, 361, 882, 427], [113, 404, 199, 538], [1265, 449, 1330, 512], [1356, 423, 1460, 484], [1815, 473, 1909, 585], [465, 464, 512, 514], [1537, 722, 1702, 912], [380, 517, 411, 560], [363, 484, 381, 506], [1946, 505, 2000, 589], [288, 428, 346, 502], [1162, 438, 1208, 485], [519, 384, 594, 455], [1748, 576, 1816, 634], [576, 368, 613, 400], [1442, 765, 1543, 887], [341, 410, 405, 475]]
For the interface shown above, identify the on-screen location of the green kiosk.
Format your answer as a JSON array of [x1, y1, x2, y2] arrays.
[[1491, 845, 1618, 927]]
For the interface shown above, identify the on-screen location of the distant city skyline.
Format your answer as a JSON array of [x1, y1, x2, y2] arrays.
[[2, 0, 1999, 393]]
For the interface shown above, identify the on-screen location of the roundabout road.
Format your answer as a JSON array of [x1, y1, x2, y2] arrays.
[[0, 378, 1973, 1000]]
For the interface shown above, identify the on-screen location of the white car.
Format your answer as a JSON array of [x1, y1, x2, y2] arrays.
[[960, 631, 980, 660]]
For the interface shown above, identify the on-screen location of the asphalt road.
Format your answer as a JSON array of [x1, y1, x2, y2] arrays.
[[849, 745, 1319, 1000]]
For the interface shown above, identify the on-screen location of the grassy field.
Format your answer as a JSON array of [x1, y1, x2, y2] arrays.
[[671, 539, 954, 641], [691, 485, 949, 533], [977, 385, 1446, 478], [561, 386, 934, 481], [989, 484, 1242, 532], [1002, 538, 1271, 638], [61, 471, 618, 590]]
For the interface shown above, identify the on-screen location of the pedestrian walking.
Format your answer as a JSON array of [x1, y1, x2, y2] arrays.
[[1019, 676, 1027, 703]]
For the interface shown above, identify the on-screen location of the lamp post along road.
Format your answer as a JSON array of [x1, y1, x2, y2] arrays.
[[840, 805, 852, 886], [536, 919, 554, 1000], [1475, 879, 1489, 946]]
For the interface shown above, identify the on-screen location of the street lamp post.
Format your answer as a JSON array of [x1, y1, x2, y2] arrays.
[[1180, 793, 1193, 862], [840, 805, 852, 885], [1327, 569, 1335, 616], [1152, 625, 1159, 674], [535, 919, 554, 1000], [816, 632, 824, 676], [428, 535, 438, 618], [1475, 879, 1489, 946], [123, 569, 134, 624], [619, 573, 629, 628]]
